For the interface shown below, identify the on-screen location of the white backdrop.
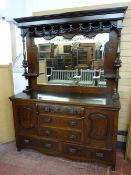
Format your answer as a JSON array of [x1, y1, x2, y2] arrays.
[[26, 0, 131, 15], [0, 20, 12, 64], [1, 0, 131, 18]]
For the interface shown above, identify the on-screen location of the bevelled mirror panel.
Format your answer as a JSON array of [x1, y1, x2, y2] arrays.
[[35, 33, 109, 87]]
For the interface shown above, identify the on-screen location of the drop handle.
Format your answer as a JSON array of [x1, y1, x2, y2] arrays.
[[69, 134, 77, 140], [68, 120, 77, 126], [43, 129, 52, 136], [96, 152, 104, 158], [43, 143, 52, 149], [43, 117, 51, 123], [24, 139, 30, 144], [69, 147, 78, 154]]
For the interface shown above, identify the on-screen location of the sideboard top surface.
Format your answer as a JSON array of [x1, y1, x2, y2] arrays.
[[10, 91, 120, 109]]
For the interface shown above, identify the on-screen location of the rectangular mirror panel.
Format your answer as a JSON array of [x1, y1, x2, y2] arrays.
[[35, 34, 109, 87]]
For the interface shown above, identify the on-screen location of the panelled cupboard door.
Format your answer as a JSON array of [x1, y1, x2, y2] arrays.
[[12, 101, 37, 135], [84, 108, 117, 149]]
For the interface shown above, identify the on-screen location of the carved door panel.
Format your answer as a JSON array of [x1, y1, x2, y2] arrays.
[[84, 108, 116, 149], [15, 103, 37, 134]]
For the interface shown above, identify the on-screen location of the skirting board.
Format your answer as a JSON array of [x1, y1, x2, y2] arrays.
[[117, 130, 128, 149]]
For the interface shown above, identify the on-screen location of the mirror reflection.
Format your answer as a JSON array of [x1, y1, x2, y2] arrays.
[[35, 33, 109, 87]]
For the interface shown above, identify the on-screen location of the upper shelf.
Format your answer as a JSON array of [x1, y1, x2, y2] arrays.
[[14, 6, 128, 28]]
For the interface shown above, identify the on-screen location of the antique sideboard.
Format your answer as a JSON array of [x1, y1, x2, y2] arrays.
[[10, 6, 127, 170]]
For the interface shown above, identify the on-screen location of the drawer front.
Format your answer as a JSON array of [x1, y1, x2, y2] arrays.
[[92, 149, 112, 162], [62, 143, 112, 163], [37, 103, 84, 117], [61, 130, 82, 142], [39, 114, 83, 130], [21, 137, 59, 153], [39, 127, 82, 143], [39, 127, 58, 139], [62, 143, 92, 161]]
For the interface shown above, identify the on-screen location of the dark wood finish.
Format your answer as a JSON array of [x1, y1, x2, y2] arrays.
[[10, 91, 120, 170], [38, 114, 83, 130], [14, 7, 127, 96], [10, 7, 127, 171], [15, 7, 127, 21], [20, 136, 60, 156], [39, 126, 82, 143]]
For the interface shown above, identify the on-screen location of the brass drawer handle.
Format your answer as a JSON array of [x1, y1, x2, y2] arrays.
[[23, 139, 30, 144], [68, 120, 77, 126], [96, 152, 104, 158], [69, 134, 77, 140], [43, 116, 51, 123], [43, 129, 52, 136], [43, 143, 52, 149], [69, 147, 78, 154]]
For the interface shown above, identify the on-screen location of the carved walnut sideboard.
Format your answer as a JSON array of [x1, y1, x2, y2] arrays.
[[10, 6, 127, 170]]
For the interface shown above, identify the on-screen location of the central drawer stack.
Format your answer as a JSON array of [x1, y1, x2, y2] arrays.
[[36, 103, 85, 155]]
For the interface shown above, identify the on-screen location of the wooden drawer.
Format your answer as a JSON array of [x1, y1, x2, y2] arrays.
[[62, 143, 92, 161], [39, 127, 82, 143], [92, 149, 112, 162], [20, 136, 59, 154], [39, 114, 83, 130], [37, 103, 84, 117], [62, 143, 112, 163]]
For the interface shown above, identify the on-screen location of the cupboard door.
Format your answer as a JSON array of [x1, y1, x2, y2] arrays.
[[84, 108, 117, 149], [13, 102, 37, 135]]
